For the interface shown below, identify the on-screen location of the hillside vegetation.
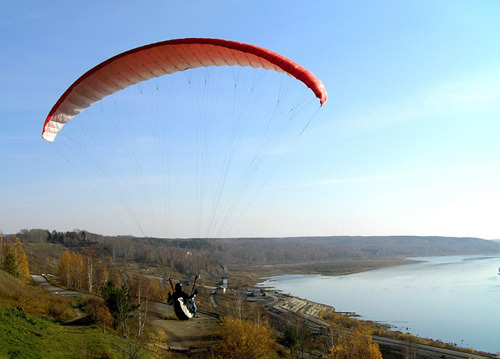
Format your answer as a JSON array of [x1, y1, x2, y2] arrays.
[[0, 270, 136, 358], [11, 229, 500, 288], [214, 235, 500, 264], [0, 271, 72, 322], [16, 229, 500, 266]]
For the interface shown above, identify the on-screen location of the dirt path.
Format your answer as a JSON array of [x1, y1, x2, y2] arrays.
[[31, 274, 81, 296], [149, 301, 220, 352]]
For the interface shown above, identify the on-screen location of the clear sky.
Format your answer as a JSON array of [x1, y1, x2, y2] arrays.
[[1, 1, 499, 239]]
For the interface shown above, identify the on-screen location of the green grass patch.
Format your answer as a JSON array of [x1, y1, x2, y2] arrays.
[[0, 306, 131, 358]]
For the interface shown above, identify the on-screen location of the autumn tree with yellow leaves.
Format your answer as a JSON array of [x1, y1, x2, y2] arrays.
[[213, 316, 277, 359], [84, 297, 113, 332], [14, 237, 30, 283], [324, 328, 382, 359], [57, 249, 112, 294], [58, 250, 72, 287], [1, 237, 30, 283]]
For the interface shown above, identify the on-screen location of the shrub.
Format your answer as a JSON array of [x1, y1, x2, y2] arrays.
[[213, 316, 276, 358]]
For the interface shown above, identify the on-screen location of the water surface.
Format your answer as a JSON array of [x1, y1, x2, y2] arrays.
[[259, 255, 500, 353]]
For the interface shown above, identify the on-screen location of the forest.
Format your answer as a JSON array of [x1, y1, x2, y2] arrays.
[[15, 229, 500, 268]]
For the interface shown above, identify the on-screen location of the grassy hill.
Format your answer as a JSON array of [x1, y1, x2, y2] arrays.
[[0, 270, 72, 322], [0, 271, 135, 359], [0, 307, 127, 359]]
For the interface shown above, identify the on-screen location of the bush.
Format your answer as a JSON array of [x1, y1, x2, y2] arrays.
[[325, 329, 382, 359], [213, 316, 276, 358]]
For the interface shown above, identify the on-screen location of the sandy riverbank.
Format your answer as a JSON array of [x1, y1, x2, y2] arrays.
[[226, 257, 413, 288]]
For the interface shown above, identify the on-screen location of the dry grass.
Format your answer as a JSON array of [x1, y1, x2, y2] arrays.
[[0, 270, 74, 321]]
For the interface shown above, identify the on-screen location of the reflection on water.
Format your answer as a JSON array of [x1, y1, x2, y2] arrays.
[[259, 255, 500, 353]]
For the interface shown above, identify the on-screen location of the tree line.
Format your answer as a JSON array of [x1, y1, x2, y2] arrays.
[[13, 229, 500, 271]]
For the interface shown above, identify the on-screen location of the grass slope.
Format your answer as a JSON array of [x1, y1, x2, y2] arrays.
[[0, 306, 128, 358], [0, 271, 140, 358]]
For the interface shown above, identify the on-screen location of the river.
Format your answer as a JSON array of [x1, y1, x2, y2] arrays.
[[258, 255, 500, 354]]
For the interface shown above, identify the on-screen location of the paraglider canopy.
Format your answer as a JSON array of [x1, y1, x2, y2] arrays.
[[42, 38, 327, 142], [43, 38, 327, 238]]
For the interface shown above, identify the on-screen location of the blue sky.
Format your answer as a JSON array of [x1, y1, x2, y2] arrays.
[[1, 1, 499, 239]]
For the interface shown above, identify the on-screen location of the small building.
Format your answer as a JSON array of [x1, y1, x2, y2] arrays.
[[218, 276, 228, 294], [248, 288, 264, 297]]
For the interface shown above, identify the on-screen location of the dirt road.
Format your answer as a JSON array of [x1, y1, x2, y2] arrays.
[[149, 301, 219, 353], [31, 274, 81, 296]]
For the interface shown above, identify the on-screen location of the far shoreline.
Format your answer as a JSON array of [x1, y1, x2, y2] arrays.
[[228, 256, 418, 287]]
